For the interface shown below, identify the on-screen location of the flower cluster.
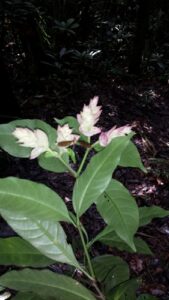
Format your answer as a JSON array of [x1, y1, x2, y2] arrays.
[[13, 128, 49, 159], [77, 96, 102, 137], [13, 97, 132, 159]]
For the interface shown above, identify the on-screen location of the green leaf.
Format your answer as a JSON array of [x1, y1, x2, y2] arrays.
[[67, 148, 76, 163], [0, 119, 57, 158], [107, 278, 139, 300], [92, 255, 129, 292], [134, 238, 153, 255], [90, 227, 152, 255], [0, 269, 96, 300], [0, 177, 72, 223], [119, 141, 146, 172], [73, 136, 130, 216], [38, 151, 69, 173], [54, 116, 79, 133], [11, 292, 45, 300], [96, 180, 139, 251], [139, 206, 169, 226], [0, 286, 4, 292], [137, 294, 158, 300], [0, 210, 79, 268], [0, 237, 54, 267]]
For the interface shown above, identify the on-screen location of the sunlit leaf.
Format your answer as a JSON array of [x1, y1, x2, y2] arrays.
[[0, 210, 79, 268], [73, 136, 130, 216], [0, 177, 72, 223], [38, 151, 69, 173], [0, 237, 53, 267]]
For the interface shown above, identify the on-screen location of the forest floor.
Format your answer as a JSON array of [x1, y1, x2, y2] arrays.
[[1, 73, 169, 299]]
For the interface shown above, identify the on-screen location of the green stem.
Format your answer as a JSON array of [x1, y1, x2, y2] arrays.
[[59, 155, 77, 178], [77, 148, 90, 176], [92, 282, 106, 300], [77, 266, 94, 281], [48, 149, 77, 178], [77, 137, 91, 176], [77, 219, 95, 278]]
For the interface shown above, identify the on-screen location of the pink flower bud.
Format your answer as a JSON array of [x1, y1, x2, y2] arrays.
[[99, 125, 132, 147]]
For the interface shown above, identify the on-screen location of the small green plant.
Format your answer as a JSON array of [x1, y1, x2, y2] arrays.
[[0, 97, 168, 300]]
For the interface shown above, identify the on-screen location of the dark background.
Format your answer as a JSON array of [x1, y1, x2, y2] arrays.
[[0, 1, 169, 298]]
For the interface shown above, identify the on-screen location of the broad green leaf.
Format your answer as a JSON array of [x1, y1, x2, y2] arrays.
[[119, 141, 146, 172], [0, 210, 79, 268], [139, 206, 169, 226], [0, 177, 72, 223], [54, 116, 79, 133], [0, 119, 57, 158], [107, 278, 139, 300], [12, 292, 45, 300], [73, 136, 130, 216], [0, 269, 96, 300], [92, 255, 129, 292], [89, 227, 153, 255], [0, 237, 54, 267], [38, 151, 69, 173], [96, 180, 139, 250], [0, 286, 4, 292], [137, 294, 158, 300]]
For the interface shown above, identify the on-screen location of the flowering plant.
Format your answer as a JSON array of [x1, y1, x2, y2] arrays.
[[0, 97, 167, 300]]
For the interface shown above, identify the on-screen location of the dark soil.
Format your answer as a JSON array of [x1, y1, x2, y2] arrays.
[[0, 74, 169, 299]]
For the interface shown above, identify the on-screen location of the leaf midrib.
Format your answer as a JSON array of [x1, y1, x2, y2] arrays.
[[1, 275, 92, 300], [0, 190, 67, 221], [36, 219, 78, 267], [104, 192, 133, 243], [75, 140, 128, 214]]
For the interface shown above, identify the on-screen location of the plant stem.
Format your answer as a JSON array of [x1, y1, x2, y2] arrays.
[[77, 220, 95, 278], [77, 148, 90, 176], [59, 155, 77, 178], [92, 281, 106, 300], [77, 137, 91, 176], [48, 149, 77, 178], [77, 266, 94, 281]]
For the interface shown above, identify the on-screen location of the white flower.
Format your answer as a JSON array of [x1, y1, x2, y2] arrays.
[[13, 128, 49, 159], [56, 124, 79, 147], [0, 292, 11, 300], [77, 96, 102, 137], [99, 125, 132, 147]]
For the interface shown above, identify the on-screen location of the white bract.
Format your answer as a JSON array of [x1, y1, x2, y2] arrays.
[[99, 125, 132, 147], [13, 128, 49, 159], [77, 96, 102, 137], [56, 124, 79, 147], [0, 292, 11, 300]]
